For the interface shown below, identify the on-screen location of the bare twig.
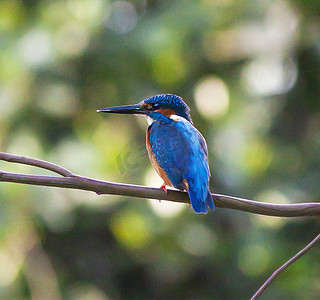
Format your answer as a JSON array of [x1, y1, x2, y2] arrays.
[[251, 233, 320, 299], [0, 152, 320, 217], [0, 152, 74, 177]]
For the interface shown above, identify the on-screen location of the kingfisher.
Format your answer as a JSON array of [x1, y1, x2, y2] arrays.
[[97, 94, 214, 214]]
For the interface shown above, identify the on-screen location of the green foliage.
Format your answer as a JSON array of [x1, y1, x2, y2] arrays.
[[0, 0, 319, 299]]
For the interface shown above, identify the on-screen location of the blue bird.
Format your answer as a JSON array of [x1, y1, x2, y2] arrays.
[[97, 94, 215, 214]]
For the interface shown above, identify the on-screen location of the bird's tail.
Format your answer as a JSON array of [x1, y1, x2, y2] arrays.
[[187, 183, 215, 214]]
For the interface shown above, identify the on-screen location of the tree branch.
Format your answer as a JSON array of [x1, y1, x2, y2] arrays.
[[0, 152, 74, 177], [0, 152, 319, 217], [251, 232, 320, 299]]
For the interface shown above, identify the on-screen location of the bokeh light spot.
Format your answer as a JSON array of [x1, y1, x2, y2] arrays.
[[194, 75, 230, 119], [105, 1, 137, 34], [6, 129, 42, 159], [37, 83, 78, 117], [54, 22, 90, 57], [0, 248, 22, 286], [34, 188, 75, 233], [242, 56, 298, 96], [178, 223, 216, 256], [111, 211, 152, 250], [244, 139, 273, 176], [238, 244, 270, 277], [152, 50, 186, 86], [51, 139, 97, 177], [67, 0, 105, 27], [19, 29, 53, 66], [0, 84, 25, 118], [67, 283, 109, 300], [92, 120, 130, 180]]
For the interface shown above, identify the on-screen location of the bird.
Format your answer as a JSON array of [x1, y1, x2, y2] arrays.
[[97, 94, 214, 214]]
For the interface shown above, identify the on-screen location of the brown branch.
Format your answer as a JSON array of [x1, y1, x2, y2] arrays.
[[0, 152, 74, 177], [0, 152, 320, 217], [251, 232, 320, 299]]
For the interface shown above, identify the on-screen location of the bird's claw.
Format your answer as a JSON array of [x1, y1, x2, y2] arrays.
[[160, 184, 167, 194]]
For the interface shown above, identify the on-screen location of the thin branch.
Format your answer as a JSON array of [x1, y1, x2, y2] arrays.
[[0, 152, 320, 217], [0, 152, 74, 177], [251, 233, 320, 299]]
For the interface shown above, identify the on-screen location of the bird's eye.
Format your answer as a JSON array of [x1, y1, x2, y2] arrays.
[[145, 103, 160, 110], [153, 103, 160, 109]]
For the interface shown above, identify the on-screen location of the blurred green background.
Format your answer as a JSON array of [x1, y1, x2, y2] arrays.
[[0, 0, 319, 299]]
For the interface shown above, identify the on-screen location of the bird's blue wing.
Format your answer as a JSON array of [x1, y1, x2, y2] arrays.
[[149, 118, 214, 213]]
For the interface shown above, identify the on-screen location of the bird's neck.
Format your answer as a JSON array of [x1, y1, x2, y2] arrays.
[[147, 111, 190, 124], [147, 112, 173, 124]]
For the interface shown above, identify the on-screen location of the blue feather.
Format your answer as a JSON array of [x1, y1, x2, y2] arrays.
[[148, 115, 214, 214]]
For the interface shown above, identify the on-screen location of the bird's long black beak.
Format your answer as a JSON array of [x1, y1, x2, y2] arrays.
[[97, 104, 146, 115]]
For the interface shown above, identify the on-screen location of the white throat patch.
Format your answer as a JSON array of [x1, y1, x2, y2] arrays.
[[170, 114, 187, 122], [146, 116, 155, 125], [143, 114, 187, 125]]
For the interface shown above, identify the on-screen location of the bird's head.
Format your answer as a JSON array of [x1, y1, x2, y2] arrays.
[[97, 94, 192, 123]]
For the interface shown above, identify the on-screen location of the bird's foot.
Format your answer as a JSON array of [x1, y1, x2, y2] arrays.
[[160, 184, 167, 194]]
